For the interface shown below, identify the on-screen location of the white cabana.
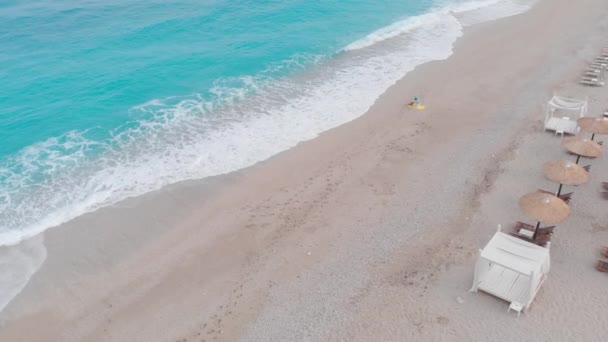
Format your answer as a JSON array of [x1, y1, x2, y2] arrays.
[[470, 230, 550, 313], [544, 94, 587, 135]]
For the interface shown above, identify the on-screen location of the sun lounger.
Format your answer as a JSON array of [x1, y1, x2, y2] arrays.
[[558, 192, 572, 203], [584, 72, 603, 79], [583, 74, 603, 81], [514, 225, 554, 236], [538, 226, 555, 234], [580, 79, 605, 87], [590, 63, 607, 69], [585, 71, 602, 77], [514, 222, 536, 236], [514, 221, 535, 230], [514, 222, 554, 235], [596, 260, 608, 272], [509, 232, 551, 247]]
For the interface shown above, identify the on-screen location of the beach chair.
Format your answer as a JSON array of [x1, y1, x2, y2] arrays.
[[590, 63, 607, 69], [580, 79, 605, 87], [558, 192, 573, 204], [509, 232, 551, 247], [514, 221, 535, 231], [539, 226, 555, 234], [596, 260, 608, 272], [513, 222, 555, 236], [584, 70, 603, 77], [583, 74, 603, 81], [582, 74, 602, 80]]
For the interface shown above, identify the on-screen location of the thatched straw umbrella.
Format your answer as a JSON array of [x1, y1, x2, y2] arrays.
[[519, 191, 570, 239], [543, 160, 590, 195], [562, 136, 602, 163], [577, 117, 608, 140]]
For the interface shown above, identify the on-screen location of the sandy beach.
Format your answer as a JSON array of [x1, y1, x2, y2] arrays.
[[2, 0, 608, 340]]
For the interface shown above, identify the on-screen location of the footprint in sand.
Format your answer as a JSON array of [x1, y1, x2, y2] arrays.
[[436, 316, 450, 326]]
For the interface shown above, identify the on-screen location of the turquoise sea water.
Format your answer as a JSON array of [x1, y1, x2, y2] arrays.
[[0, 0, 535, 246]]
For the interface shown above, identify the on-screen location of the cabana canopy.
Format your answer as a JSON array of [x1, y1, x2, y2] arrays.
[[470, 231, 550, 312], [544, 95, 587, 135]]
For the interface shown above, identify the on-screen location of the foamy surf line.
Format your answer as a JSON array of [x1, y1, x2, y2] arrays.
[[0, 0, 537, 248]]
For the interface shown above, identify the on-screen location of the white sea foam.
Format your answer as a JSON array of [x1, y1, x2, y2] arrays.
[[451, 0, 536, 26], [343, 12, 451, 51], [0, 0, 537, 248], [344, 0, 535, 51]]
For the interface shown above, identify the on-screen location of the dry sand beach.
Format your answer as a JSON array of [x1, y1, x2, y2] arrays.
[[3, 0, 608, 340]]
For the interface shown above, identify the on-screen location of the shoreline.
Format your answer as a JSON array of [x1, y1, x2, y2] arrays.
[[3, 0, 608, 340], [0, 0, 531, 249]]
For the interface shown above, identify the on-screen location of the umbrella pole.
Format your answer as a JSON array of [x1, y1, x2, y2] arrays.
[[557, 183, 563, 197], [532, 221, 541, 240], [575, 154, 581, 164], [591, 133, 596, 141]]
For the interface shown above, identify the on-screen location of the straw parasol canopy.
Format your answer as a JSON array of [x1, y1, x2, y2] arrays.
[[562, 136, 602, 158], [519, 191, 570, 224], [543, 160, 590, 185], [577, 117, 608, 135]]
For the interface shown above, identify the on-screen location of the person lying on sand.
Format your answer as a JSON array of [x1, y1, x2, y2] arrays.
[[407, 96, 419, 107]]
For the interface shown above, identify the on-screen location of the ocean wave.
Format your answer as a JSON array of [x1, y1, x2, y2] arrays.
[[343, 0, 535, 51], [0, 0, 537, 247], [342, 12, 449, 51], [452, 0, 536, 26]]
